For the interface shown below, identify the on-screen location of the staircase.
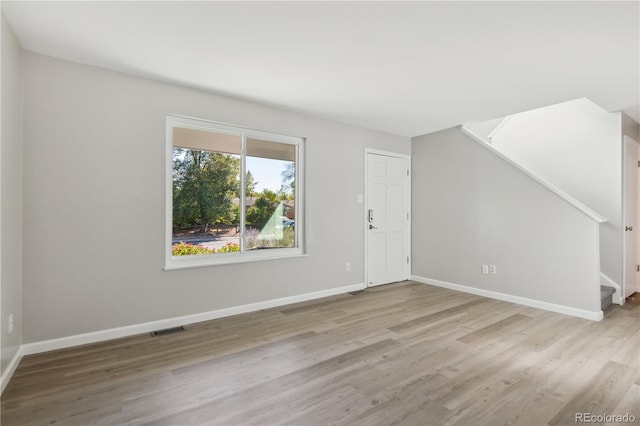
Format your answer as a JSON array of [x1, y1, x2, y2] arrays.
[[463, 98, 626, 317], [600, 285, 615, 311]]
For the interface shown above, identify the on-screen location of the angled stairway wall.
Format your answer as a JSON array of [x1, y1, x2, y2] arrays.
[[484, 98, 621, 287], [412, 126, 602, 319]]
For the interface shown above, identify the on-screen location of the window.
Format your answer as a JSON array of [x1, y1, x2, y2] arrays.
[[165, 115, 305, 269]]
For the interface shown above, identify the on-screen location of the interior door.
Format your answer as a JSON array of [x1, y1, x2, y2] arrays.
[[624, 136, 639, 297], [366, 152, 410, 287]]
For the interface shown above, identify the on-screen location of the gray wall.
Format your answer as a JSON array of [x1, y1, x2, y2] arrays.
[[1, 15, 24, 373], [22, 52, 410, 343], [621, 111, 640, 142], [411, 127, 600, 313]]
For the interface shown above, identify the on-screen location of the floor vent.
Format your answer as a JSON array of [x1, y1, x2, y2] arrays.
[[151, 326, 185, 337], [349, 290, 366, 295]]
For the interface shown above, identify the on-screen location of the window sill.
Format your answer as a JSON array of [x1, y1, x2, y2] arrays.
[[164, 250, 307, 270]]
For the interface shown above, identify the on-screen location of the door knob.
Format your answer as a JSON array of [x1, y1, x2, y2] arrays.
[[369, 224, 378, 230], [626, 226, 633, 231]]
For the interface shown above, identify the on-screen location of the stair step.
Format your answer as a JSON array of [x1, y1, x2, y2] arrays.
[[600, 285, 615, 298], [600, 285, 615, 311]]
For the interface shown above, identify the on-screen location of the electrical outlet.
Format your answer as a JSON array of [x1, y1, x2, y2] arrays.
[[8, 314, 14, 334], [481, 264, 489, 274], [489, 265, 497, 275], [346, 262, 351, 272]]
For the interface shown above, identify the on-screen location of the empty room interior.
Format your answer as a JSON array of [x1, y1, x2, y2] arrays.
[[1, 2, 639, 425]]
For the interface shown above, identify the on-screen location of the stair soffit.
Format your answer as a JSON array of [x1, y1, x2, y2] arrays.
[[460, 124, 607, 224]]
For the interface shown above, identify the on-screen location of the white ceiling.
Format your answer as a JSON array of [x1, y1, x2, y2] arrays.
[[2, 1, 639, 137]]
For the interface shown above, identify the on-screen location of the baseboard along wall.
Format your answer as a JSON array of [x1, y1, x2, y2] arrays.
[[411, 275, 603, 321], [1, 282, 366, 394], [1, 346, 24, 394]]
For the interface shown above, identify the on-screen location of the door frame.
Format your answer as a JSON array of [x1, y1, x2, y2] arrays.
[[622, 135, 640, 299], [364, 148, 411, 288]]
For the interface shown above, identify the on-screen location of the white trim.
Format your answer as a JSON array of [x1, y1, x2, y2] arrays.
[[295, 139, 306, 253], [165, 115, 306, 270], [622, 135, 640, 300], [364, 148, 411, 288], [363, 150, 367, 287], [601, 272, 623, 306], [486, 115, 512, 141], [166, 114, 305, 142], [164, 252, 307, 270], [364, 148, 410, 159], [240, 133, 247, 252], [21, 283, 366, 356], [461, 125, 607, 223], [1, 345, 23, 394], [411, 275, 603, 321]]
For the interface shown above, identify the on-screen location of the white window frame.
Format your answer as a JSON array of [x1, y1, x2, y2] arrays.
[[165, 114, 305, 270]]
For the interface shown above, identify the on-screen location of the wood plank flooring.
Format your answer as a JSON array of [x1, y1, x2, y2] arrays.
[[2, 282, 639, 426]]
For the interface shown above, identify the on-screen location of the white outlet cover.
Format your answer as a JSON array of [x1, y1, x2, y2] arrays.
[[356, 195, 363, 204]]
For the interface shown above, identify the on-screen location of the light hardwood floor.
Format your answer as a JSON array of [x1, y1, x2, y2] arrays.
[[2, 282, 639, 426]]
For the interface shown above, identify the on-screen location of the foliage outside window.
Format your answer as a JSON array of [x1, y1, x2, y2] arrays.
[[165, 115, 304, 269]]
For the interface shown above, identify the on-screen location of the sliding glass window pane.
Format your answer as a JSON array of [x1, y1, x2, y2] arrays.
[[172, 128, 241, 256], [244, 138, 296, 250]]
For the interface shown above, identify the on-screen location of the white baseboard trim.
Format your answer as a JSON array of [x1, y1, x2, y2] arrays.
[[22, 282, 366, 356], [1, 345, 24, 394], [600, 272, 623, 305], [411, 275, 603, 321]]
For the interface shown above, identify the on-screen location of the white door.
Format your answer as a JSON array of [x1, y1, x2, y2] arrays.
[[366, 151, 410, 287], [624, 136, 640, 297]]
